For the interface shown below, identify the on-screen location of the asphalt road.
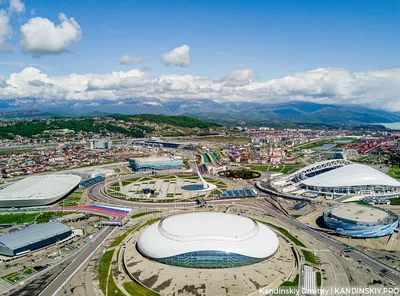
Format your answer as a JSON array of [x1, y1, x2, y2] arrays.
[[38, 226, 114, 296], [86, 175, 400, 283], [251, 199, 400, 284]]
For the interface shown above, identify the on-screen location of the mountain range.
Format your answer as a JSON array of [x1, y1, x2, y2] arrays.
[[0, 97, 400, 125]]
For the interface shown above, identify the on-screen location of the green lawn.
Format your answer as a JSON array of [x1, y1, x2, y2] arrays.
[[316, 271, 321, 287], [255, 219, 306, 248], [98, 250, 114, 295], [107, 272, 124, 296], [123, 282, 159, 296], [0, 213, 39, 224], [1, 271, 23, 284], [110, 218, 162, 247], [301, 249, 319, 265], [250, 164, 305, 174], [35, 211, 70, 223], [387, 166, 400, 179], [389, 198, 400, 205], [278, 274, 299, 296], [59, 189, 82, 206], [22, 267, 36, 275]]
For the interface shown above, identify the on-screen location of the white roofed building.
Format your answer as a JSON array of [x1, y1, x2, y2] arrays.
[[299, 163, 400, 198], [0, 175, 81, 207], [136, 212, 279, 269]]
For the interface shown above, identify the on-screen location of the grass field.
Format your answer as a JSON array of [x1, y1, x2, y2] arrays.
[[1, 271, 23, 284], [387, 166, 400, 179], [110, 218, 162, 248], [35, 211, 70, 223], [22, 267, 36, 275], [98, 250, 114, 295], [0, 213, 39, 224], [58, 189, 82, 206], [389, 198, 400, 205], [123, 282, 159, 296], [301, 249, 319, 265], [256, 219, 306, 248], [278, 274, 299, 295], [316, 271, 321, 287], [250, 164, 305, 174]]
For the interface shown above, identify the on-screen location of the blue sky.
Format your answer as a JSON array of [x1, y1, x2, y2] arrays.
[[2, 0, 400, 78], [1, 0, 400, 110]]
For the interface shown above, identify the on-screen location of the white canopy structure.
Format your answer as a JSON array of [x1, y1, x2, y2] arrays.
[[137, 212, 279, 268]]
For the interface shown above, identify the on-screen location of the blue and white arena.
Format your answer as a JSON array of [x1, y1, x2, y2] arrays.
[[136, 212, 279, 268], [323, 204, 399, 238]]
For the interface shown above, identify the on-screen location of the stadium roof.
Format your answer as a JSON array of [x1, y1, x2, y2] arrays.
[[137, 212, 279, 259], [301, 164, 400, 187], [329, 204, 389, 223], [0, 222, 71, 250], [0, 175, 81, 201]]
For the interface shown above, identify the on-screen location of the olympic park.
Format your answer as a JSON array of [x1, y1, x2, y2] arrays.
[[1, 157, 400, 295], [259, 159, 400, 238]]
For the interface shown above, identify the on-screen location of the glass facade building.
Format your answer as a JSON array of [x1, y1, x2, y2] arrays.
[[129, 158, 183, 171], [139, 249, 268, 269]]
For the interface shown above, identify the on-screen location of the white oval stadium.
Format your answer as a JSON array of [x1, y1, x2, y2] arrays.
[[0, 175, 81, 207], [299, 163, 400, 197], [137, 212, 279, 268]]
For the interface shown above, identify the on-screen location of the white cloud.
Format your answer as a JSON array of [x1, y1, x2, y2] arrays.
[[161, 44, 191, 67], [9, 0, 25, 14], [1, 67, 400, 111], [20, 13, 82, 56], [0, 9, 14, 52], [218, 69, 254, 87], [119, 54, 143, 65]]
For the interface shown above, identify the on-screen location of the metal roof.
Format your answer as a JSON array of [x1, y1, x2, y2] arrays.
[[0, 222, 71, 250], [330, 204, 389, 223], [301, 164, 400, 187], [0, 175, 81, 201], [137, 212, 279, 259]]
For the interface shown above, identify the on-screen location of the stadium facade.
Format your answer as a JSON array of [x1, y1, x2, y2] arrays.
[[137, 212, 279, 268], [273, 160, 400, 200], [323, 204, 398, 238], [129, 157, 183, 172], [0, 175, 81, 207], [0, 222, 72, 256], [299, 163, 400, 198]]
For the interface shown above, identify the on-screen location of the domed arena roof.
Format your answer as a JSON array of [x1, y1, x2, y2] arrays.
[[137, 212, 279, 260], [301, 164, 399, 188]]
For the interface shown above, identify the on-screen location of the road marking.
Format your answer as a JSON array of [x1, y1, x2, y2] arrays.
[[40, 226, 116, 296]]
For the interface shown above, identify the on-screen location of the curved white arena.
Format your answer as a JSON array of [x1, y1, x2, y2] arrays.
[[297, 163, 400, 198], [0, 175, 81, 207], [301, 164, 399, 187], [137, 212, 279, 268]]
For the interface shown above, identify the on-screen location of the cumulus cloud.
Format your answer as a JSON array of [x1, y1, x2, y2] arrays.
[[119, 54, 143, 65], [9, 0, 25, 14], [20, 13, 82, 56], [0, 9, 14, 52], [161, 45, 190, 67], [218, 69, 254, 87], [2, 67, 400, 111]]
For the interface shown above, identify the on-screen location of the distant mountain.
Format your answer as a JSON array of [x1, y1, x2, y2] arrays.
[[1, 98, 400, 125], [0, 109, 53, 119]]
